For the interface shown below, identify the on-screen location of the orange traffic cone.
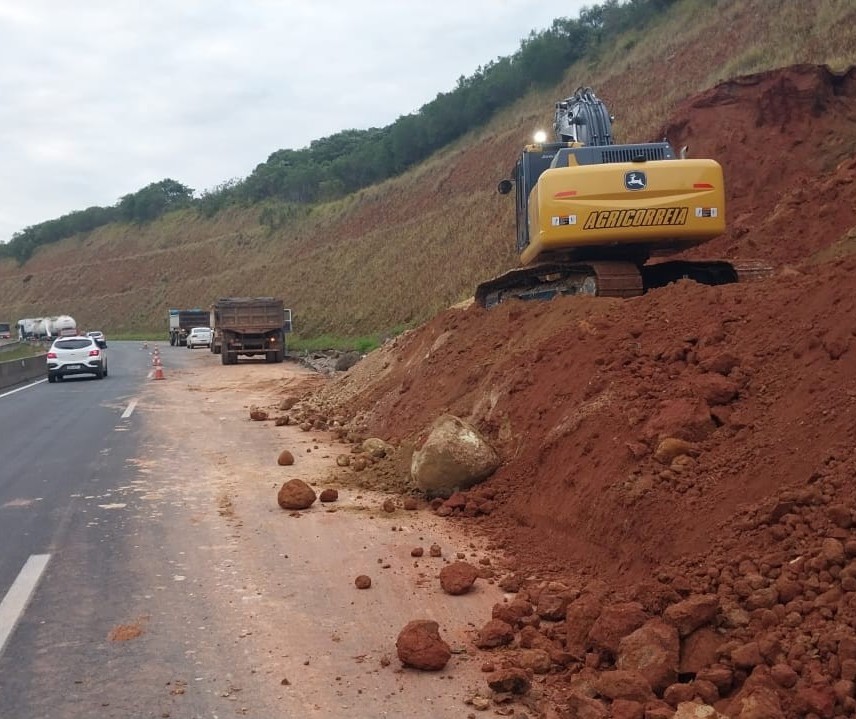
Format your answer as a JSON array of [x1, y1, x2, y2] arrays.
[[153, 365, 165, 380], [152, 354, 162, 367]]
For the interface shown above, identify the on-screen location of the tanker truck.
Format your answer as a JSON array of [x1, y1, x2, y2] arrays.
[[52, 315, 77, 337], [18, 315, 76, 339]]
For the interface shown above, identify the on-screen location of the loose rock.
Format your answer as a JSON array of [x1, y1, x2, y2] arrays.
[[277, 479, 316, 510], [277, 449, 295, 466], [396, 620, 451, 671]]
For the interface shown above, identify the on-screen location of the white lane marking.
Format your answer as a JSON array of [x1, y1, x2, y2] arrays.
[[0, 378, 48, 399], [0, 554, 51, 656], [121, 398, 139, 419]]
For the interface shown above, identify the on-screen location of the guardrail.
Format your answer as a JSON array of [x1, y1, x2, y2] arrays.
[[0, 354, 45, 390]]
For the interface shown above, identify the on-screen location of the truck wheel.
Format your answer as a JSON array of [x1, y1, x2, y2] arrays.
[[170, 335, 175, 346], [275, 349, 284, 363], [221, 350, 229, 365]]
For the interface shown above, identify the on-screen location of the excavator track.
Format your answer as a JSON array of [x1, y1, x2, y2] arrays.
[[475, 261, 643, 308], [730, 260, 776, 283], [475, 258, 774, 308], [640, 258, 774, 290]]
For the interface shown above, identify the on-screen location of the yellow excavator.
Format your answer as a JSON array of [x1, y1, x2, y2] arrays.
[[475, 87, 769, 307]]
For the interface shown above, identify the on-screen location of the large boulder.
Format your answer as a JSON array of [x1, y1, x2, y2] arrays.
[[396, 620, 451, 671], [616, 618, 680, 694], [595, 670, 654, 702], [566, 593, 604, 654], [410, 414, 500, 495], [680, 627, 724, 674], [664, 594, 720, 637], [587, 602, 648, 656], [724, 667, 786, 719]]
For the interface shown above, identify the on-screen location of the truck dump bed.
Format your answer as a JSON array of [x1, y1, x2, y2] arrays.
[[214, 297, 284, 329], [177, 309, 210, 329]]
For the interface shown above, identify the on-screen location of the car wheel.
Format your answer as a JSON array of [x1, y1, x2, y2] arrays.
[[48, 374, 56, 383], [95, 365, 104, 379], [104, 365, 108, 377]]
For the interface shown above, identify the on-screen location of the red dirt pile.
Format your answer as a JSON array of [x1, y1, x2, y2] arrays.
[[296, 65, 856, 717]]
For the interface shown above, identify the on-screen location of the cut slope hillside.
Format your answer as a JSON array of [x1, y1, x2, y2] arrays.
[[0, 0, 853, 339], [294, 64, 856, 717], [664, 64, 856, 265]]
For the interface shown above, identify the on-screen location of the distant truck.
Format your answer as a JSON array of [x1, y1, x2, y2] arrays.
[[168, 308, 210, 346], [16, 315, 76, 339], [209, 297, 293, 365], [52, 315, 77, 337]]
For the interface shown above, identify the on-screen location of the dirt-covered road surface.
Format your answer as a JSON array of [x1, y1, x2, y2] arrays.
[[87, 349, 506, 718]]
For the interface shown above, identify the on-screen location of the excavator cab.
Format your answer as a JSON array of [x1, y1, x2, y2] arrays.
[[498, 142, 572, 255]]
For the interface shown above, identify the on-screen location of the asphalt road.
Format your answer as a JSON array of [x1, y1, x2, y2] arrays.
[[0, 342, 502, 719], [0, 341, 161, 717]]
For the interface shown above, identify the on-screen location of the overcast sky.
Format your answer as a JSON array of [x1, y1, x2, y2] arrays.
[[0, 0, 592, 243]]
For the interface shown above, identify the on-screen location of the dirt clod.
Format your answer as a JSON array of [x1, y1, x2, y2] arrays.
[[319, 488, 338, 502], [354, 575, 372, 589]]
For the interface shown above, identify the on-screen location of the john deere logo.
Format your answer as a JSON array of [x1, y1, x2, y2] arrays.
[[625, 171, 647, 191]]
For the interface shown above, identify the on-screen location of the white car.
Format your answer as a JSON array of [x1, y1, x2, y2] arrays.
[[86, 330, 107, 348], [187, 327, 213, 349], [47, 336, 108, 382]]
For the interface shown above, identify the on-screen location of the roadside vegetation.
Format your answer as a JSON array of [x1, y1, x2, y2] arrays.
[[289, 328, 410, 354], [0, 0, 852, 346], [0, 343, 46, 361]]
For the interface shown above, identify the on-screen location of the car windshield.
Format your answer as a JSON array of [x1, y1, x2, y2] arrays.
[[55, 338, 93, 350], [192, 328, 210, 333]]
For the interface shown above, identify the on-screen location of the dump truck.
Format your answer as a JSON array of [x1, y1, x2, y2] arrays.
[[168, 308, 210, 346], [209, 297, 293, 365]]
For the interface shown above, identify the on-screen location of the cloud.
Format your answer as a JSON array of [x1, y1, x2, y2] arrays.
[[0, 0, 589, 241]]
